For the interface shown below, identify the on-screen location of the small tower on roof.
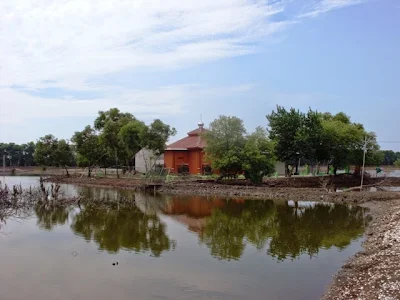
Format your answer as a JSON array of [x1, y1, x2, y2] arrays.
[[198, 114, 204, 131]]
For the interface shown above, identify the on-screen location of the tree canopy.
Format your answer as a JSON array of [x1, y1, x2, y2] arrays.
[[0, 142, 36, 167], [266, 106, 383, 175], [204, 116, 276, 183], [34, 135, 74, 175], [72, 108, 176, 177]]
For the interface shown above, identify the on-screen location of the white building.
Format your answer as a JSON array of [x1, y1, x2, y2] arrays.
[[134, 149, 164, 174]]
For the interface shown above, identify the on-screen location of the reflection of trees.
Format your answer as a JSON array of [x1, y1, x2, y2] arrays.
[[71, 203, 173, 256], [77, 187, 136, 203], [268, 204, 365, 261], [200, 201, 365, 261], [34, 204, 70, 230], [199, 200, 276, 260]]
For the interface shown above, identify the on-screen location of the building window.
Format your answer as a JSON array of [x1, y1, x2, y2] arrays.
[[178, 163, 189, 174], [202, 164, 212, 175]]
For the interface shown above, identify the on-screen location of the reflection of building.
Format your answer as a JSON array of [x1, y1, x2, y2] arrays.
[[162, 196, 225, 218], [160, 196, 244, 233], [164, 122, 209, 175]]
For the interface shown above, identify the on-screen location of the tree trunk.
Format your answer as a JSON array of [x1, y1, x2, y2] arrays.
[[115, 149, 119, 179], [64, 166, 70, 177], [88, 161, 91, 177], [334, 166, 338, 176]]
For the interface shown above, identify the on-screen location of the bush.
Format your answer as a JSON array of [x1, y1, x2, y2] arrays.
[[394, 160, 400, 168]]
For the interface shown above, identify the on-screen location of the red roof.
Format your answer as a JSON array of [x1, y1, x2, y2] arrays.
[[166, 127, 208, 150]]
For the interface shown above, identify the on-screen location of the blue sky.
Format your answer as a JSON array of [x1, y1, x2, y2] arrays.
[[0, 0, 399, 150]]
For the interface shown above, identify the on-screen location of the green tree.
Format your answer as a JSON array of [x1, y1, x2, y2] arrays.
[[118, 119, 147, 159], [0, 142, 37, 167], [72, 126, 105, 177], [141, 119, 177, 155], [34, 135, 75, 173], [242, 127, 276, 184], [34, 134, 59, 167], [266, 106, 305, 176], [394, 159, 400, 168], [321, 114, 382, 173], [54, 139, 75, 176], [381, 150, 397, 165], [204, 115, 247, 179], [21, 142, 36, 166], [94, 108, 135, 177]]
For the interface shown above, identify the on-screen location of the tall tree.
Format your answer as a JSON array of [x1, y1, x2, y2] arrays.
[[242, 127, 276, 184], [34, 134, 59, 167], [94, 108, 135, 178], [381, 150, 397, 165], [266, 106, 304, 176], [118, 119, 147, 170], [141, 119, 177, 156], [54, 139, 75, 176], [322, 114, 382, 174], [72, 126, 104, 177], [204, 116, 247, 179]]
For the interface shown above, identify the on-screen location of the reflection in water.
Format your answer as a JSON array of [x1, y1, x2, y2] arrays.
[[160, 196, 366, 261], [1, 177, 371, 300], [267, 203, 365, 261], [70, 203, 174, 256], [32, 186, 366, 261], [34, 204, 70, 231]]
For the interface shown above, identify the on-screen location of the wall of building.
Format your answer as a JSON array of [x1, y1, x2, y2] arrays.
[[275, 161, 286, 176], [134, 149, 164, 174], [165, 149, 206, 174]]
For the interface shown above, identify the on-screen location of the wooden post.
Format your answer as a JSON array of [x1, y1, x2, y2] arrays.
[[361, 136, 367, 190]]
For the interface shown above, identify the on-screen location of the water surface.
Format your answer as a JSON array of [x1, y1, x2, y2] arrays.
[[0, 176, 367, 300]]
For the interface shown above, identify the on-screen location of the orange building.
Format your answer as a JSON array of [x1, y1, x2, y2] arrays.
[[164, 122, 210, 175]]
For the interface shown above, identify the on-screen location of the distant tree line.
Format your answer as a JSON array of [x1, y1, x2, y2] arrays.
[[204, 106, 396, 181], [380, 150, 400, 167], [1, 108, 176, 177], [1, 106, 399, 181], [0, 142, 36, 167], [266, 106, 384, 176]]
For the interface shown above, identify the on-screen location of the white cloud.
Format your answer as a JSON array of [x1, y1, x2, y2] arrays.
[[0, 0, 288, 89], [0, 0, 366, 136], [298, 0, 364, 18], [0, 83, 254, 124]]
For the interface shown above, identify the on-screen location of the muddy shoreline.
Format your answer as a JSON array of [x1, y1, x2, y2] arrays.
[[46, 175, 400, 299]]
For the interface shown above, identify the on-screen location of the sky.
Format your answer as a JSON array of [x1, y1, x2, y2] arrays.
[[0, 0, 399, 150]]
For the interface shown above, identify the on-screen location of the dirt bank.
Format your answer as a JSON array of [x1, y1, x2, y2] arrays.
[[159, 181, 400, 203], [46, 175, 400, 202], [323, 199, 400, 300]]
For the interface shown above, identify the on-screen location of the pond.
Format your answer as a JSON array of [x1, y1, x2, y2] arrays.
[[0, 176, 367, 300]]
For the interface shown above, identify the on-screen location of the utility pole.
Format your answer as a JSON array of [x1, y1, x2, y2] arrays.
[[360, 136, 367, 190], [3, 150, 5, 177]]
